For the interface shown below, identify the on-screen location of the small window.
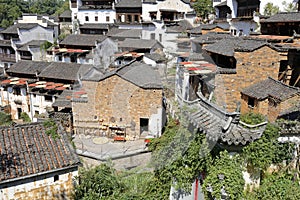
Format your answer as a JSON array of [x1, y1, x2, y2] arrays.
[[54, 175, 59, 182], [106, 16, 110, 22], [45, 95, 52, 102], [159, 34, 162, 42], [248, 97, 255, 108], [14, 88, 21, 95], [95, 16, 98, 21], [150, 33, 155, 40], [85, 16, 89, 22]]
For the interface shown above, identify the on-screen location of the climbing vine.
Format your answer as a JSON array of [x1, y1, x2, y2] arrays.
[[203, 151, 245, 199]]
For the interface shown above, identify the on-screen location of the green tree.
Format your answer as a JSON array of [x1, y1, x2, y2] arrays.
[[0, 112, 12, 126], [203, 151, 245, 200], [242, 124, 279, 170], [248, 173, 300, 200], [74, 164, 126, 200], [263, 3, 280, 16], [283, 1, 297, 12], [193, 0, 214, 20]]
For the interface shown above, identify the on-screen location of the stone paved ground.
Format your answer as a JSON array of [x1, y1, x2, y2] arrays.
[[73, 134, 152, 171]]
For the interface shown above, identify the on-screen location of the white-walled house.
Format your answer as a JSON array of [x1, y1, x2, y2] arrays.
[[1, 61, 92, 120], [0, 122, 80, 200], [70, 0, 117, 34]]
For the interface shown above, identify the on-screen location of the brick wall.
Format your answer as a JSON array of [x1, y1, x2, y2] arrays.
[[241, 94, 269, 116], [268, 95, 300, 122], [214, 46, 284, 112], [73, 75, 162, 138]]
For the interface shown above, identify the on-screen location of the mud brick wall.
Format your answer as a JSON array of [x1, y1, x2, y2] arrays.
[[95, 75, 162, 137], [215, 46, 284, 112], [268, 95, 300, 122], [73, 76, 162, 137]]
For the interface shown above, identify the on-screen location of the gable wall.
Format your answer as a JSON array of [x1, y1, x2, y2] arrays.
[[214, 46, 284, 112]]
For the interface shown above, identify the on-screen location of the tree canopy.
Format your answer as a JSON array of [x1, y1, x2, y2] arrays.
[[192, 0, 214, 20], [0, 0, 68, 28], [263, 3, 280, 16]]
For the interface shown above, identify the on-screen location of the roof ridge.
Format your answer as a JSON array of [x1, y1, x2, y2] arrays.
[[267, 77, 300, 91]]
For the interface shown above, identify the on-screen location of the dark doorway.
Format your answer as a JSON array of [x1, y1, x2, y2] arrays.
[[140, 118, 149, 135], [17, 108, 22, 119]]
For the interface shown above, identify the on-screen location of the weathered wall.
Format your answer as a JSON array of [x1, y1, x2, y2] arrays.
[[73, 81, 99, 135], [268, 95, 300, 122], [214, 46, 284, 112], [95, 75, 162, 137], [73, 76, 163, 138], [0, 167, 78, 200]]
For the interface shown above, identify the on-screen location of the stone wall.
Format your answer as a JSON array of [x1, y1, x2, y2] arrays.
[[268, 95, 300, 122], [214, 46, 284, 112], [73, 76, 163, 138]]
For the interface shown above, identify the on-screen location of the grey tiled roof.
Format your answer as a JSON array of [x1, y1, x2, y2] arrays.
[[192, 32, 233, 44], [0, 122, 80, 183], [119, 38, 162, 49], [39, 62, 93, 81], [200, 23, 229, 30], [18, 40, 49, 51], [1, 23, 40, 34], [142, 0, 156, 3], [278, 120, 300, 135], [60, 34, 107, 47], [115, 0, 142, 8], [204, 38, 268, 56], [262, 12, 300, 23], [59, 10, 71, 18], [117, 62, 162, 89], [166, 20, 193, 33], [241, 77, 299, 101], [7, 60, 50, 76], [52, 90, 73, 108], [144, 53, 166, 62], [107, 29, 142, 39], [83, 61, 163, 89], [185, 97, 266, 145]]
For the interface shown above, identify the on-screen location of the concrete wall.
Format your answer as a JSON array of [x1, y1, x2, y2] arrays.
[[142, 2, 157, 21], [76, 10, 116, 24], [0, 167, 78, 200]]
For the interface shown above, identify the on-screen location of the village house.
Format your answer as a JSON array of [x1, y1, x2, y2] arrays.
[[115, 0, 142, 23], [260, 12, 300, 36], [59, 10, 73, 35], [0, 60, 92, 121], [241, 77, 300, 122], [0, 122, 80, 200], [118, 38, 163, 53], [70, 0, 117, 34], [48, 34, 108, 63], [72, 61, 165, 140], [203, 37, 287, 112], [0, 22, 56, 68]]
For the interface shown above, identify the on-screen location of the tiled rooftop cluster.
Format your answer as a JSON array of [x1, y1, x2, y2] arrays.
[[0, 122, 80, 182]]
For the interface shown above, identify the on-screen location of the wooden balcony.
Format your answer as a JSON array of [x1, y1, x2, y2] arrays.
[[0, 53, 16, 62]]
